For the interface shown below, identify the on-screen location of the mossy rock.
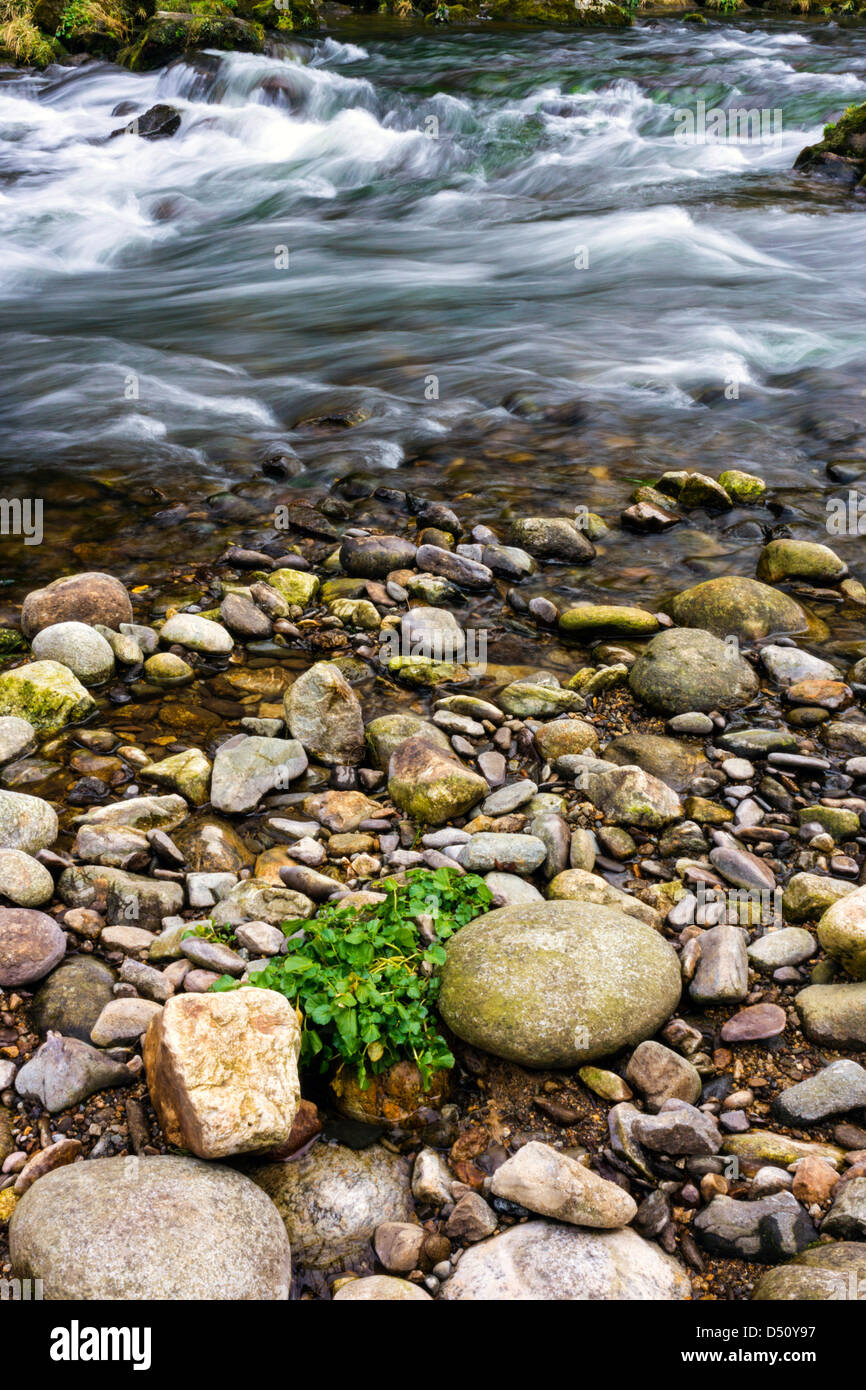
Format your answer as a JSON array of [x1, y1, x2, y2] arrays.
[[668, 576, 809, 642], [558, 604, 659, 637], [438, 900, 681, 1068], [718, 469, 766, 504], [753, 1243, 866, 1301], [121, 12, 265, 70], [0, 660, 96, 735], [794, 101, 866, 188], [483, 0, 631, 24]]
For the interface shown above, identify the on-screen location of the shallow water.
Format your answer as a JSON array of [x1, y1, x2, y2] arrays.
[[0, 17, 865, 618]]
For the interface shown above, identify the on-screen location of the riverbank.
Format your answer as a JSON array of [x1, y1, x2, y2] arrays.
[[2, 14, 866, 1303], [2, 0, 866, 74], [1, 463, 866, 1301]]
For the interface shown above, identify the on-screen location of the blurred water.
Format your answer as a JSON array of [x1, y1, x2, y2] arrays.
[[0, 18, 864, 607]]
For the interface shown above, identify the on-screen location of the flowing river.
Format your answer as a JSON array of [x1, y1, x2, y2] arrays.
[[1, 17, 865, 618]]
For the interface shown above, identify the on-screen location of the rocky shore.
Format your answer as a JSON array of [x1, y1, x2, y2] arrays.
[[1, 465, 866, 1302], [3, 0, 866, 76]]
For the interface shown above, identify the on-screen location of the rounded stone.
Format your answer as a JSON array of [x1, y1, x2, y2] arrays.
[[629, 627, 758, 716], [30, 956, 117, 1042], [440, 1221, 690, 1300], [533, 719, 599, 762], [817, 884, 866, 980], [9, 1154, 291, 1299], [668, 576, 808, 642], [0, 908, 66, 987], [30, 622, 115, 686], [21, 572, 133, 640], [0, 849, 54, 906], [252, 1142, 412, 1272], [159, 614, 234, 655], [143, 652, 194, 687], [438, 900, 681, 1068], [340, 535, 418, 579], [333, 1275, 431, 1301]]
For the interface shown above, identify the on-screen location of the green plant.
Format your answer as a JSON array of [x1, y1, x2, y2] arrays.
[[181, 921, 238, 946], [211, 866, 492, 1089]]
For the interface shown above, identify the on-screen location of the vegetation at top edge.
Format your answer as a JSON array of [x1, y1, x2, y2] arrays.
[[210, 866, 493, 1090]]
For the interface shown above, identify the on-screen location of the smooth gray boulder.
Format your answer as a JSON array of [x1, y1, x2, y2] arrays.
[[438, 901, 681, 1068], [9, 1155, 291, 1299]]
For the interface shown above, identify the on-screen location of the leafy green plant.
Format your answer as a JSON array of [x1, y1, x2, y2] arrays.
[[181, 920, 237, 946], [211, 866, 492, 1090]]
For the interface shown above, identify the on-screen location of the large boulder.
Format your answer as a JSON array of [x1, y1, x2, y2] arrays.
[[9, 1155, 290, 1299], [438, 900, 681, 1067], [817, 885, 866, 980], [143, 988, 302, 1159], [0, 661, 96, 734], [0, 908, 65, 987], [439, 1221, 690, 1300], [388, 736, 488, 825], [21, 571, 132, 639], [629, 627, 758, 715], [284, 662, 365, 766], [668, 576, 808, 642], [796, 983, 866, 1050], [794, 101, 866, 190], [253, 1143, 412, 1272]]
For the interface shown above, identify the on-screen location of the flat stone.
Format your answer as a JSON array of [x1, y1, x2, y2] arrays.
[[459, 832, 547, 875], [748, 928, 816, 973], [211, 736, 307, 814], [632, 1103, 722, 1156], [490, 1141, 637, 1228], [159, 613, 234, 654], [90, 997, 162, 1047], [774, 1060, 866, 1126], [720, 1003, 787, 1042], [440, 1221, 689, 1301]]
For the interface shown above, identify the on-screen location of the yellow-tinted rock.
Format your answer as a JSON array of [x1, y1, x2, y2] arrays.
[[144, 987, 301, 1159]]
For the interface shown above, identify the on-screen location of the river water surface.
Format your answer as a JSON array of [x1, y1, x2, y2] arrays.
[[0, 17, 865, 617]]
